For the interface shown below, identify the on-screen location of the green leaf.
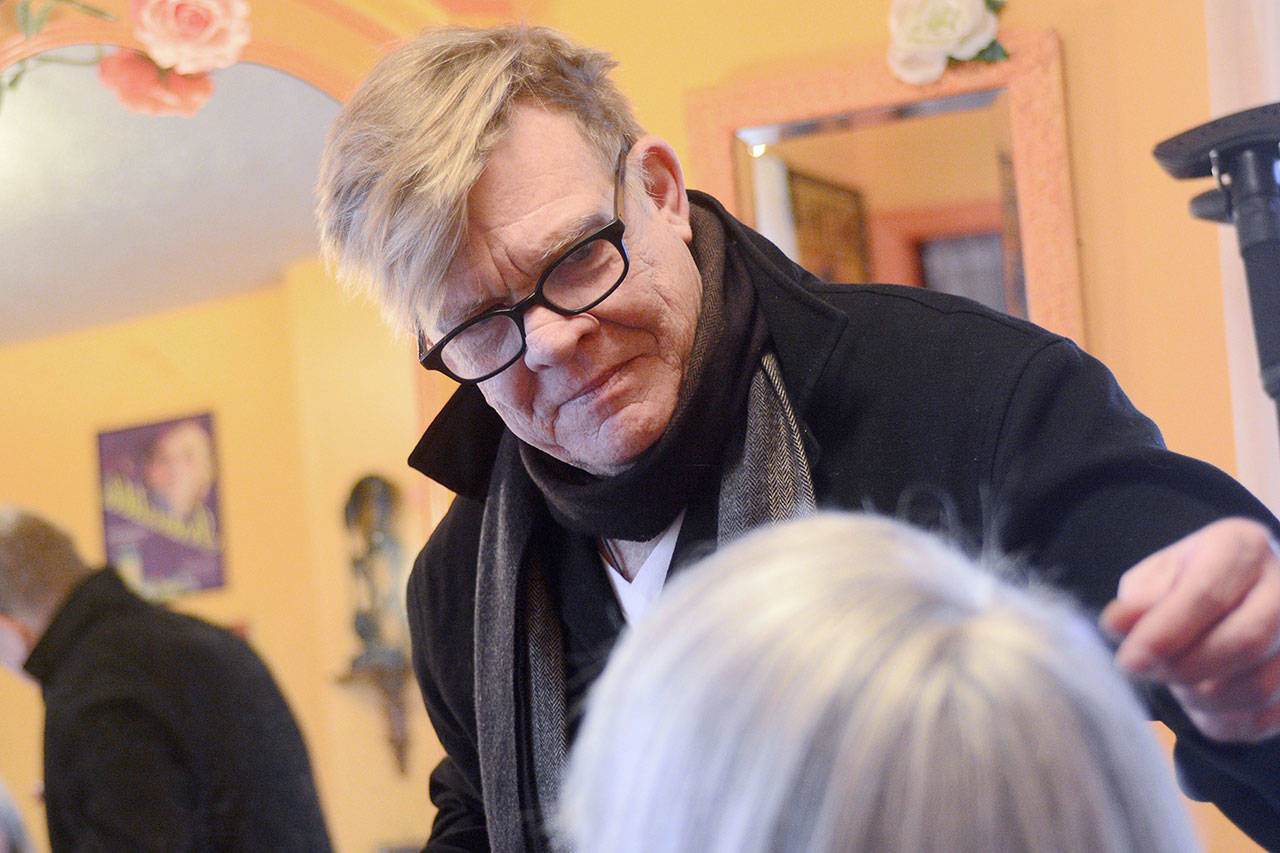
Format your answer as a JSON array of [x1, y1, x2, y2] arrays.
[[32, 51, 103, 67], [16, 0, 32, 36], [985, 0, 1006, 12], [31, 2, 54, 33], [54, 0, 117, 20], [975, 40, 1010, 62]]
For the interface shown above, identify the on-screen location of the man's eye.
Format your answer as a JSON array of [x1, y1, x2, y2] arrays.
[[561, 240, 603, 267]]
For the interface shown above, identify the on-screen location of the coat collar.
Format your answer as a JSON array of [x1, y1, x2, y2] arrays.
[[24, 567, 131, 684], [408, 190, 849, 499]]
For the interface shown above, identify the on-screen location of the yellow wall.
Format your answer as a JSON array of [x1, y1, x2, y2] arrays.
[[281, 258, 445, 852], [773, 103, 1005, 211], [0, 267, 439, 851]]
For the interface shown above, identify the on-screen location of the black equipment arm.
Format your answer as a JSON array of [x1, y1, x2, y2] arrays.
[[1155, 102, 1280, 417]]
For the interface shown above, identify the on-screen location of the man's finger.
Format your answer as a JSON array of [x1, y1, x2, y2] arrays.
[[1157, 561, 1280, 686], [1112, 519, 1269, 675], [1174, 647, 1280, 713], [1178, 692, 1280, 743], [1099, 546, 1183, 640]]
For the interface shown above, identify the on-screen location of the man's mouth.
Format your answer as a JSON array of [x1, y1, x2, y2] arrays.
[[561, 357, 636, 409]]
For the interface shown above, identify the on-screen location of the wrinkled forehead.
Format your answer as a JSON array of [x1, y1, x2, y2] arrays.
[[424, 108, 621, 328]]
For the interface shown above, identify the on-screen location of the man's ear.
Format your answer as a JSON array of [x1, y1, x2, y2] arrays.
[[632, 136, 693, 243]]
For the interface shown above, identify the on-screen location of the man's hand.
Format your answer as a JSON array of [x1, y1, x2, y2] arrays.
[[1100, 517, 1280, 743]]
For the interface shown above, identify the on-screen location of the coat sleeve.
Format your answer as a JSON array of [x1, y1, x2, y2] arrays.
[[408, 496, 491, 852], [991, 338, 1280, 849]]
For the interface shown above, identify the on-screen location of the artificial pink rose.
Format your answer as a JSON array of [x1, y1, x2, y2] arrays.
[[130, 0, 250, 75], [99, 49, 215, 117]]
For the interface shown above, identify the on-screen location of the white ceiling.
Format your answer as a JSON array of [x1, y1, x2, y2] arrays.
[[0, 46, 340, 346]]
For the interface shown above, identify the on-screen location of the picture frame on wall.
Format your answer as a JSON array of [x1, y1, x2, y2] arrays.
[[98, 413, 224, 599], [786, 170, 871, 284]]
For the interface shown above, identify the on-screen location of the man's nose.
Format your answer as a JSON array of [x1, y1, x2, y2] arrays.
[[521, 304, 597, 369]]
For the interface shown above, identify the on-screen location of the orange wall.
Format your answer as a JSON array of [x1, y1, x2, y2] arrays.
[[0, 285, 314, 847], [281, 258, 444, 852]]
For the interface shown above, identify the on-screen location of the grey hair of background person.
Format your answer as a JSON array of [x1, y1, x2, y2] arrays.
[[315, 24, 644, 336], [554, 512, 1200, 853], [0, 508, 90, 619]]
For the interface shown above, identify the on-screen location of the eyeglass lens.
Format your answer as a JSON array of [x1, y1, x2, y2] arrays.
[[438, 234, 626, 380]]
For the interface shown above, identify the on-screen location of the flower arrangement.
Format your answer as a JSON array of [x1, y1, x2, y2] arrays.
[[97, 45, 213, 115], [2, 0, 249, 117], [98, 0, 251, 116], [887, 0, 1008, 86], [130, 0, 250, 75]]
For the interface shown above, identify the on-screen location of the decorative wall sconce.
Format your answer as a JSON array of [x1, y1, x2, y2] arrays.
[[337, 474, 412, 774]]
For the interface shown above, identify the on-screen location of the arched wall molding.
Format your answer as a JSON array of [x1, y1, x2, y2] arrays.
[[685, 28, 1085, 345], [0, 0, 439, 99], [0, 0, 466, 529]]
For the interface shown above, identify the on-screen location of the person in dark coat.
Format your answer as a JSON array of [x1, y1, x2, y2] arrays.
[[316, 24, 1280, 851], [0, 508, 332, 851]]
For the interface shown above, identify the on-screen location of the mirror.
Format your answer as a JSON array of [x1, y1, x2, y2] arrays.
[[686, 28, 1083, 343], [737, 89, 1023, 317], [0, 44, 338, 343]]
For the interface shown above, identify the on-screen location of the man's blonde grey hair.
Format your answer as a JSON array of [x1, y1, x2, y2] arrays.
[[0, 508, 89, 618], [555, 512, 1199, 853], [316, 24, 644, 334]]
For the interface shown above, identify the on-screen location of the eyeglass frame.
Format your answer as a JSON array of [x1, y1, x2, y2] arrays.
[[417, 150, 631, 384]]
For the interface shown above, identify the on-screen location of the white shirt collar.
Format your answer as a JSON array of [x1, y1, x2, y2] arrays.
[[603, 511, 684, 623]]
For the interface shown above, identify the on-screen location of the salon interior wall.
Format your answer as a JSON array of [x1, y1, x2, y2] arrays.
[[0, 0, 1261, 850], [0, 261, 442, 851]]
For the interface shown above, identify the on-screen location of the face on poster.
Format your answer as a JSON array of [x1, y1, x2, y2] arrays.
[[98, 413, 223, 597]]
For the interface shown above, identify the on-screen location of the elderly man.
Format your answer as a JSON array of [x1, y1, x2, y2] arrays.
[[0, 510, 331, 850], [318, 25, 1280, 852]]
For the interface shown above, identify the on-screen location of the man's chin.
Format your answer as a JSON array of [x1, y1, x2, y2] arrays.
[[548, 402, 674, 476], [559, 431, 657, 479]]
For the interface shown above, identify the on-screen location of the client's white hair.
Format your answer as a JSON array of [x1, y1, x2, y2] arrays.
[[555, 512, 1199, 853]]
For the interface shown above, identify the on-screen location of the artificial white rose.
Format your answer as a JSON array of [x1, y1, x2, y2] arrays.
[[887, 43, 950, 86], [888, 0, 1000, 84]]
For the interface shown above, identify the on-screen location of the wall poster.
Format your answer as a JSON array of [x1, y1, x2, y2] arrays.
[[98, 413, 224, 598]]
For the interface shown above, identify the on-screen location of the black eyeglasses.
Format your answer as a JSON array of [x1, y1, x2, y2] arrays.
[[418, 152, 630, 383]]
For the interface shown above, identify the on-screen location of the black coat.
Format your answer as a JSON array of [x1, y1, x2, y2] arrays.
[[408, 192, 1280, 851], [25, 568, 332, 852]]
